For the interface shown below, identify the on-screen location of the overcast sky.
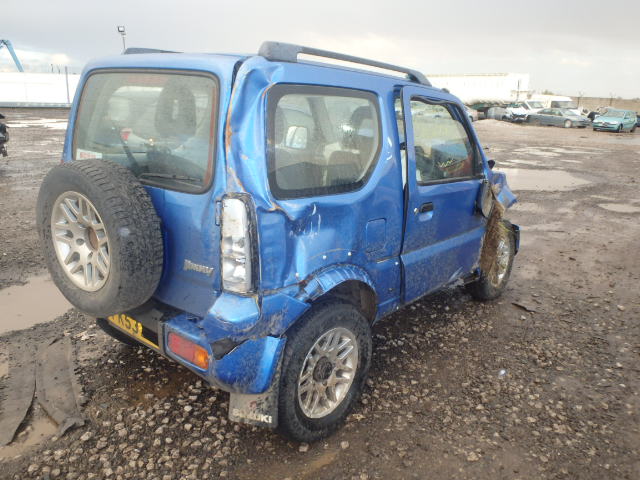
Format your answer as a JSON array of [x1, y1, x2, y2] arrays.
[[2, 0, 638, 98]]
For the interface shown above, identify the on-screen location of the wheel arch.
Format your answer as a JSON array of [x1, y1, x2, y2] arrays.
[[296, 265, 378, 323]]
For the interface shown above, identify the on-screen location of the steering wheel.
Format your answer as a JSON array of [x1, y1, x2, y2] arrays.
[[108, 120, 143, 173]]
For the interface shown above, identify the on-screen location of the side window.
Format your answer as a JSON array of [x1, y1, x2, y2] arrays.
[[409, 99, 475, 183], [268, 85, 381, 199]]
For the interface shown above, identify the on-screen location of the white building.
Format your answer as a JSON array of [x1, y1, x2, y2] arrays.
[[428, 73, 530, 106], [0, 72, 80, 107]]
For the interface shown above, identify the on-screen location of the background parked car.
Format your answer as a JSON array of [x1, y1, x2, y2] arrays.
[[486, 106, 507, 120], [592, 109, 637, 133], [636, 113, 640, 128], [588, 106, 614, 121], [504, 100, 544, 122], [526, 108, 590, 128]]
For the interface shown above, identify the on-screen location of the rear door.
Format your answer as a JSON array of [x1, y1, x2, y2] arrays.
[[72, 68, 227, 317], [536, 109, 552, 125], [399, 87, 485, 303]]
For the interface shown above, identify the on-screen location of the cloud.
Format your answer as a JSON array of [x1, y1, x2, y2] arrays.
[[1, 0, 639, 97], [0, 48, 80, 73], [559, 57, 591, 68]]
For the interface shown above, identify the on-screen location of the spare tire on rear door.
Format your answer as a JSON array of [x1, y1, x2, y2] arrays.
[[36, 159, 164, 317]]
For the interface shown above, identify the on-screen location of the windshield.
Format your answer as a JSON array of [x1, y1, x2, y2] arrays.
[[527, 101, 544, 108], [602, 110, 625, 118], [74, 71, 218, 192], [550, 100, 577, 109]]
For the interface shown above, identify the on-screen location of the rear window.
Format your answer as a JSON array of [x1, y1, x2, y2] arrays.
[[74, 71, 218, 193], [267, 85, 381, 199]]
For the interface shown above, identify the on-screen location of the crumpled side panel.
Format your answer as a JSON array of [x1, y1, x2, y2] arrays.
[[489, 171, 517, 209]]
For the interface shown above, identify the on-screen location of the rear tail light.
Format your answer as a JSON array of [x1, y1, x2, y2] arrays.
[[221, 197, 253, 293], [167, 332, 209, 370]]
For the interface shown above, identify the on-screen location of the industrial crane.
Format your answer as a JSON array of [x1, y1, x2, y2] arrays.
[[0, 39, 24, 72]]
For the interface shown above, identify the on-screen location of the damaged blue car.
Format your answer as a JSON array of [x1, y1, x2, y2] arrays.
[[36, 42, 518, 442]]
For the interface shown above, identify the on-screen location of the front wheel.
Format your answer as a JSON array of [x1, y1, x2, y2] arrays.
[[466, 220, 516, 301], [277, 301, 372, 442]]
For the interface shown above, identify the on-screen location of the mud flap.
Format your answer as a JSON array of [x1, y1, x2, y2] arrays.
[[35, 337, 86, 435], [228, 364, 280, 428], [0, 344, 36, 446]]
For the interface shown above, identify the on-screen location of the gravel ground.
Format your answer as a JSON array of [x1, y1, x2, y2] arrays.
[[0, 109, 639, 479]]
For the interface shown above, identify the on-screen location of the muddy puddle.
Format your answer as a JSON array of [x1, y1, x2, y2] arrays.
[[512, 202, 546, 213], [598, 203, 640, 213], [0, 275, 71, 335], [6, 119, 68, 130], [496, 168, 591, 191]]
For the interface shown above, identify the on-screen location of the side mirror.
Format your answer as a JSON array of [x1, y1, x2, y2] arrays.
[[285, 126, 308, 150], [477, 179, 494, 218], [487, 159, 496, 170]]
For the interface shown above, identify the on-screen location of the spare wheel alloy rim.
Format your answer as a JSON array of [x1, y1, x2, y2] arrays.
[[51, 191, 111, 292], [297, 327, 359, 419]]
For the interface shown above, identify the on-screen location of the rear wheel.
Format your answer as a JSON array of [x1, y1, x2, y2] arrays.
[[564, 120, 572, 128], [277, 301, 372, 442]]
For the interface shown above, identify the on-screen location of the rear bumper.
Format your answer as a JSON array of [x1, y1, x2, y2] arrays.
[[163, 316, 286, 394], [103, 291, 310, 395]]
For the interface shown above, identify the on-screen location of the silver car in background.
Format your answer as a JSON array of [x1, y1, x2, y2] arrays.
[[526, 108, 590, 128]]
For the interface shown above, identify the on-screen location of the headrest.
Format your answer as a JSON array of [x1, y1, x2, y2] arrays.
[[155, 80, 196, 139]]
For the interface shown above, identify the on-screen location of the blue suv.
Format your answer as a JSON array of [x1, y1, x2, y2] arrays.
[[36, 42, 518, 442]]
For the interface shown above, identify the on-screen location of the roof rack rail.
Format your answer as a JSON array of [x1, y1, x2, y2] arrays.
[[258, 41, 431, 87], [124, 47, 178, 55]]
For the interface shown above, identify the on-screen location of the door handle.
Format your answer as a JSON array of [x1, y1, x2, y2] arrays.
[[418, 202, 434, 214]]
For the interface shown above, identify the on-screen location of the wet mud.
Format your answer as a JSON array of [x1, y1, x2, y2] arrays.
[[0, 275, 71, 335], [0, 111, 639, 479]]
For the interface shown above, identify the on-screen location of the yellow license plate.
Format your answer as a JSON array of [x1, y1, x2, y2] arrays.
[[108, 314, 159, 349]]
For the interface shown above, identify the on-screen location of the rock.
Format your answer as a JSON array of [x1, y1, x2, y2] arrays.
[[467, 452, 480, 462], [341, 441, 350, 450], [617, 305, 625, 311], [80, 432, 93, 442], [299, 443, 310, 453]]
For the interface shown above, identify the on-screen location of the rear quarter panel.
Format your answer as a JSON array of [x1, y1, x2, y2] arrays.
[[225, 58, 409, 313]]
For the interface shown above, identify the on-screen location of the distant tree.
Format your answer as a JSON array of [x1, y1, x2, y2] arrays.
[[541, 89, 555, 95]]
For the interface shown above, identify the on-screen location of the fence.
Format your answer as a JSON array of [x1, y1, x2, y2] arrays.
[[571, 96, 640, 113]]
